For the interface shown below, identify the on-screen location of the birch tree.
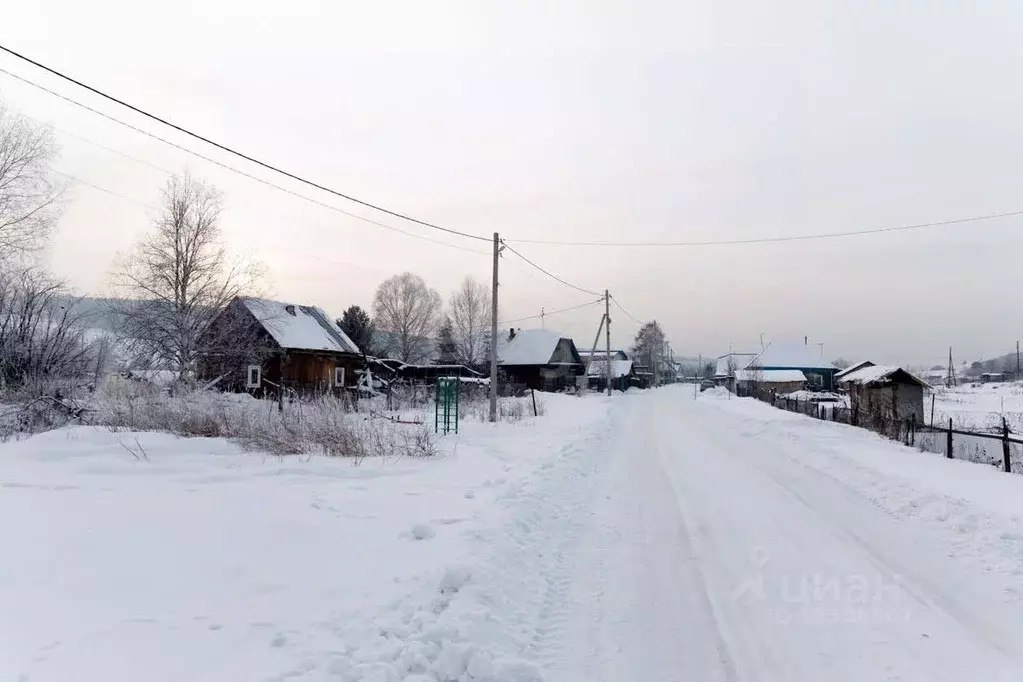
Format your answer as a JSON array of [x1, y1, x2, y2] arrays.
[[0, 100, 65, 260], [372, 272, 440, 363], [449, 275, 490, 367], [113, 172, 257, 380]]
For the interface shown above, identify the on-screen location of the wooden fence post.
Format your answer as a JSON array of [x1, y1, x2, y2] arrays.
[[531, 388, 538, 417], [910, 413, 916, 447], [946, 417, 953, 459], [1003, 417, 1011, 473]]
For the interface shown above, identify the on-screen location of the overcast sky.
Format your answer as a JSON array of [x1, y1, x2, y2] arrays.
[[3, 0, 1023, 366]]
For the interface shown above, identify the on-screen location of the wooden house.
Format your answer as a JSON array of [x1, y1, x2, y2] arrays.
[[199, 297, 363, 397], [838, 365, 928, 428], [498, 328, 585, 391]]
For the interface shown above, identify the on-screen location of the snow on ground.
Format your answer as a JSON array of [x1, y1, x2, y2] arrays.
[[0, 393, 610, 682], [929, 381, 1023, 432], [6, 386, 1023, 681]]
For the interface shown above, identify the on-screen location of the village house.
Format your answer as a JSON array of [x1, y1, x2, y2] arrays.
[[498, 328, 585, 391], [745, 341, 839, 390], [199, 296, 363, 397], [838, 365, 928, 428]]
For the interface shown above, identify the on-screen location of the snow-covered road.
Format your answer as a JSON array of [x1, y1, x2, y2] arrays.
[[5, 387, 1023, 681], [545, 387, 1023, 681]]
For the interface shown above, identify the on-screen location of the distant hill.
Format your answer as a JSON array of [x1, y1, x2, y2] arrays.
[[965, 351, 1020, 377]]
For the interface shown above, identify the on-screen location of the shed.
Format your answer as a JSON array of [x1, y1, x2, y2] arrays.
[[734, 368, 807, 395], [746, 342, 838, 389], [838, 365, 929, 428], [498, 328, 585, 391], [199, 296, 363, 397]]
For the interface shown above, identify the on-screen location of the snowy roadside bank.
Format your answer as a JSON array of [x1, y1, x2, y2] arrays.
[[698, 389, 1023, 586], [0, 393, 611, 682]]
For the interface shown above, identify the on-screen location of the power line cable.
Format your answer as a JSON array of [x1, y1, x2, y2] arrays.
[[609, 294, 643, 324], [500, 241, 601, 296], [503, 210, 1023, 248], [0, 44, 490, 243], [51, 169, 157, 209], [0, 67, 488, 256], [499, 298, 604, 325]]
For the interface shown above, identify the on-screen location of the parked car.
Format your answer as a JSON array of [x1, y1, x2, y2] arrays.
[[699, 379, 715, 392]]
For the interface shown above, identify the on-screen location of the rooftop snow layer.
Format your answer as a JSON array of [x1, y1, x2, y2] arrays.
[[498, 329, 566, 366], [586, 359, 634, 378], [835, 360, 876, 380], [838, 365, 929, 387], [734, 369, 807, 383], [241, 297, 360, 354], [747, 342, 836, 371]]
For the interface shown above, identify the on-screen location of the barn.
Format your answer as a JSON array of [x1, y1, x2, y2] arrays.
[[199, 296, 363, 397]]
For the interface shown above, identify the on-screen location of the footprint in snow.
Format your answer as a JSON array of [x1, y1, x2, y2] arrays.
[[271, 633, 288, 648], [410, 524, 435, 540]]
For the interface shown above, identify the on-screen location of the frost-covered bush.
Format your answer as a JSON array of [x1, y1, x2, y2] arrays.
[[93, 382, 436, 459]]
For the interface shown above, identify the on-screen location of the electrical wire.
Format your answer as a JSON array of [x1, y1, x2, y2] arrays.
[[0, 67, 489, 256], [609, 294, 643, 324], [503, 210, 1023, 247], [50, 169, 157, 209], [499, 297, 604, 325], [500, 241, 601, 296], [0, 44, 490, 243]]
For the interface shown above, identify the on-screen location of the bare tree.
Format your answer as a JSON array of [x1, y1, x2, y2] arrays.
[[0, 100, 65, 259], [112, 172, 257, 380], [449, 275, 490, 367], [0, 268, 93, 388], [372, 273, 441, 363]]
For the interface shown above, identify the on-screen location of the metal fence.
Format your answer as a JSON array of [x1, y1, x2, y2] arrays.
[[739, 387, 1023, 475]]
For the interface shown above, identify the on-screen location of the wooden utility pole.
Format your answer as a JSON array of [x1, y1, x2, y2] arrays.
[[488, 232, 500, 422], [605, 290, 612, 397], [540, 307, 545, 329], [946, 346, 957, 388], [587, 313, 606, 392], [1016, 340, 1020, 380]]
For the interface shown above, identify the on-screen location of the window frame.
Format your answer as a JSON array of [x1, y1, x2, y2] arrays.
[[246, 364, 261, 389], [334, 366, 346, 387]]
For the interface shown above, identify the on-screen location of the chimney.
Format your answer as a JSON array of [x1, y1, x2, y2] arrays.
[[509, 328, 516, 341]]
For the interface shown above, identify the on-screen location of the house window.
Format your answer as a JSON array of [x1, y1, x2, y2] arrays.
[[334, 366, 345, 387], [246, 364, 261, 388], [808, 373, 823, 387]]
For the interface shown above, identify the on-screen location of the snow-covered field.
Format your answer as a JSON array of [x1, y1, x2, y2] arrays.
[[0, 393, 611, 682], [929, 381, 1023, 432], [5, 386, 1023, 681]]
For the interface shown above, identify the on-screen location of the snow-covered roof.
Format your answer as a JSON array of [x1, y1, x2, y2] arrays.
[[586, 359, 634, 378], [746, 342, 836, 371], [580, 348, 628, 358], [734, 369, 807, 383], [240, 297, 360, 354], [838, 365, 929, 388], [715, 353, 757, 378], [835, 360, 875, 380], [498, 329, 569, 366]]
